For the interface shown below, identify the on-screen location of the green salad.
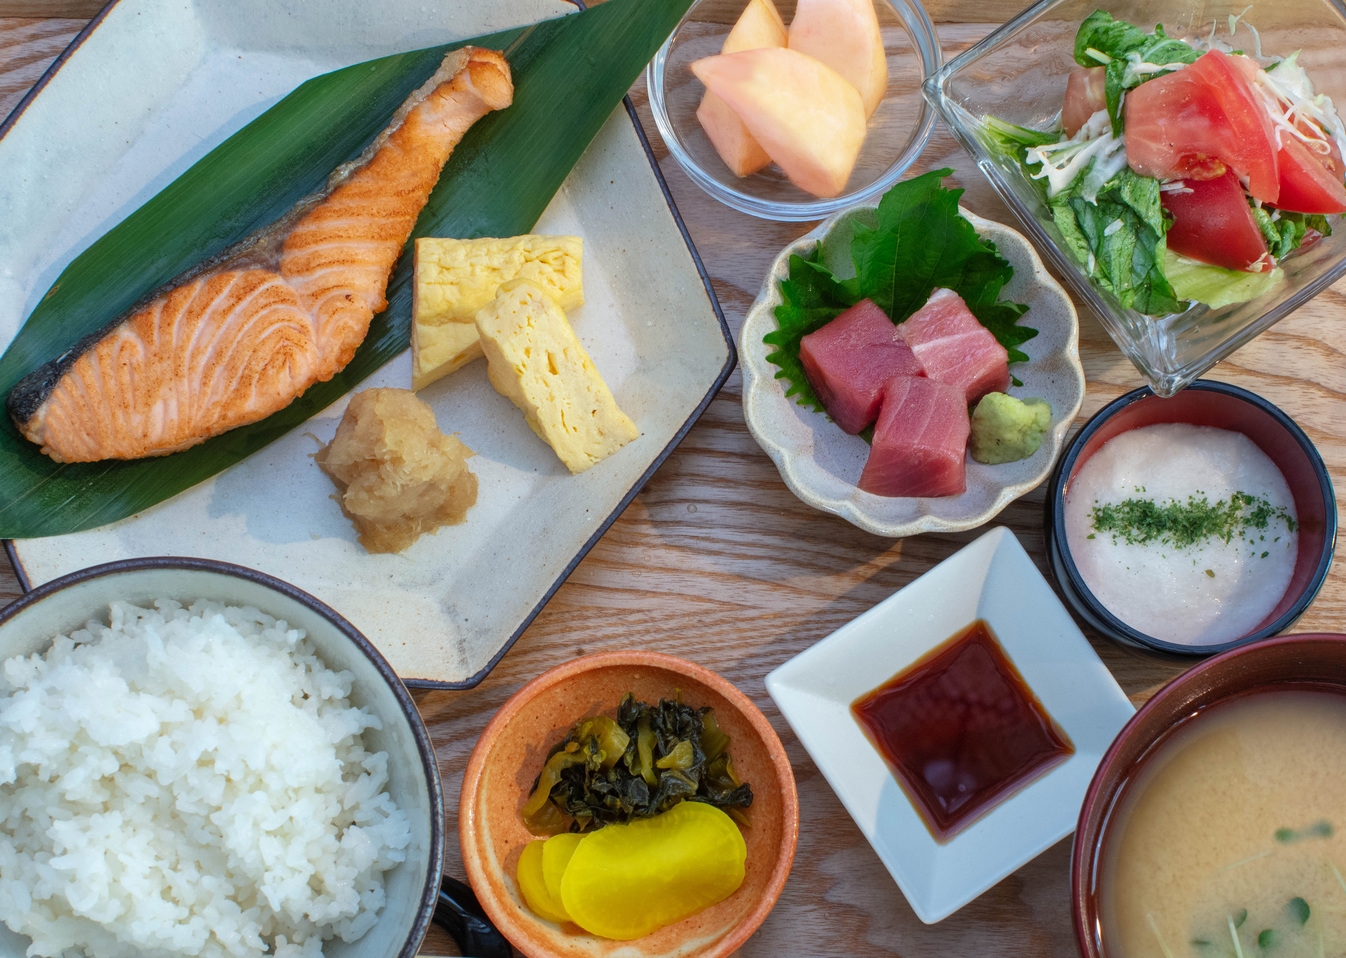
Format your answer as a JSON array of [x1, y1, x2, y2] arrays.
[[979, 11, 1344, 316]]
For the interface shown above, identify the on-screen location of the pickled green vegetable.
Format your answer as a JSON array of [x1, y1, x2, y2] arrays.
[[523, 693, 754, 833]]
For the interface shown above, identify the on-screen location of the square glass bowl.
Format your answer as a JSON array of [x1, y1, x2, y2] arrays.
[[923, 0, 1346, 396], [764, 527, 1135, 923], [647, 0, 941, 221]]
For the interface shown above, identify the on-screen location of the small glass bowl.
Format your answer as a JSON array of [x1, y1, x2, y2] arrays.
[[1043, 380, 1337, 657], [923, 0, 1346, 396], [646, 0, 941, 221]]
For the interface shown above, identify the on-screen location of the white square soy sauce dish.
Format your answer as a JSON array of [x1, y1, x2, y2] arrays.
[[764, 526, 1133, 923]]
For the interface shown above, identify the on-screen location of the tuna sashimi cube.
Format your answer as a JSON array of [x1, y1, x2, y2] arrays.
[[799, 299, 923, 434], [897, 288, 1009, 404], [859, 375, 970, 498]]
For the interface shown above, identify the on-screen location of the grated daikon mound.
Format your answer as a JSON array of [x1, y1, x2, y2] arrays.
[[0, 599, 411, 958]]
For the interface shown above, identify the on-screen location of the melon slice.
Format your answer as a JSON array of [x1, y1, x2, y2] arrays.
[[788, 0, 888, 118], [690, 48, 867, 198], [695, 0, 787, 177]]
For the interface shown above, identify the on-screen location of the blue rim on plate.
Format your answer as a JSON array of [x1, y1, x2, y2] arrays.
[[0, 3, 736, 692], [1044, 380, 1338, 658]]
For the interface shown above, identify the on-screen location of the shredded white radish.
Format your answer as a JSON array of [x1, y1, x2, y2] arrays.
[[1253, 53, 1346, 163], [1036, 17, 1346, 224], [1227, 5, 1254, 40], [1122, 53, 1187, 86], [1025, 110, 1128, 200]]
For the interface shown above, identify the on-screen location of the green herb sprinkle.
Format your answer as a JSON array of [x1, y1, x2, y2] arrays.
[[1090, 492, 1296, 550]]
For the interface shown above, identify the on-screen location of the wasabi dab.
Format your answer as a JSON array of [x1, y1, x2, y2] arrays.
[[969, 393, 1051, 464]]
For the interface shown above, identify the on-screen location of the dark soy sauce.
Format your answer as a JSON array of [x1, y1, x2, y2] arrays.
[[851, 620, 1073, 841]]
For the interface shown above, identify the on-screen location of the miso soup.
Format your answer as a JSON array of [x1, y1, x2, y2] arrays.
[[1100, 691, 1346, 957]]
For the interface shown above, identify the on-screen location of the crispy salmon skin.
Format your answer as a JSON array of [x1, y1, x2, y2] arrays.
[[7, 46, 512, 463]]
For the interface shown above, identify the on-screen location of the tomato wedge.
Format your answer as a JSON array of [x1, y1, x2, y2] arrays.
[[1062, 66, 1106, 137], [1162, 170, 1270, 271], [1275, 134, 1346, 214], [1126, 50, 1280, 204]]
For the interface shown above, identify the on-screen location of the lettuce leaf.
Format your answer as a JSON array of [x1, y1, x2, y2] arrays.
[[764, 169, 1036, 411], [1163, 249, 1283, 308], [1047, 164, 1184, 315], [1074, 11, 1198, 70], [977, 116, 1061, 159], [1074, 11, 1199, 134], [1251, 206, 1332, 260]]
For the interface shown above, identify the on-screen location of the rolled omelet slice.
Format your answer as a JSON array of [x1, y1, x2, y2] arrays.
[[475, 279, 637, 474], [412, 234, 583, 389]]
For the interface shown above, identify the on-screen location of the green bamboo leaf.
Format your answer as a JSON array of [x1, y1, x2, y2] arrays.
[[0, 0, 693, 539]]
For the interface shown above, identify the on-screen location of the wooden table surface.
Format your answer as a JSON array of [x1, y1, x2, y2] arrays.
[[3, 4, 1345, 957]]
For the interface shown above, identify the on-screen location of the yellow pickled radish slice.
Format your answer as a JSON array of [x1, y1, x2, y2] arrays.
[[559, 801, 747, 940], [517, 840, 570, 924], [542, 832, 584, 904]]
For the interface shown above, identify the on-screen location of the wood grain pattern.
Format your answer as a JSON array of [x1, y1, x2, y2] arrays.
[[0, 17, 84, 120], [3, 10, 1346, 958], [0, 2, 100, 17]]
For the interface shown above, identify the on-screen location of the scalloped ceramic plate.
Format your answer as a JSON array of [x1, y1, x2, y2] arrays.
[[739, 204, 1083, 537]]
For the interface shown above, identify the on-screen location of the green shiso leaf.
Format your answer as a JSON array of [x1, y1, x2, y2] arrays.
[[764, 251, 857, 413], [0, 0, 693, 539], [765, 169, 1037, 411]]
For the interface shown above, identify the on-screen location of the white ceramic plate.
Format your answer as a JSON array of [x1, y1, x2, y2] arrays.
[[764, 527, 1134, 924], [740, 204, 1084, 537], [0, 0, 733, 688]]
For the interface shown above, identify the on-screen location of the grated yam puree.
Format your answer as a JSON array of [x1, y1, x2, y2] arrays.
[[0, 599, 411, 958]]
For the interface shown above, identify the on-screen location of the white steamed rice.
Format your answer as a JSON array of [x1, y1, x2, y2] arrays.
[[0, 599, 412, 958]]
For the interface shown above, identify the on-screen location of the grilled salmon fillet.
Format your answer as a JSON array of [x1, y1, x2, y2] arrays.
[[6, 46, 512, 462]]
